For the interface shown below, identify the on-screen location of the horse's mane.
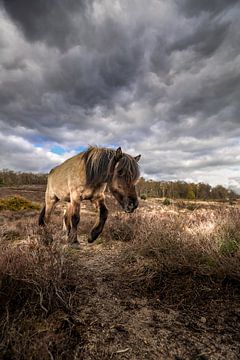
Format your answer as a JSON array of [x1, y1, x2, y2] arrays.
[[115, 154, 140, 183], [83, 146, 139, 185]]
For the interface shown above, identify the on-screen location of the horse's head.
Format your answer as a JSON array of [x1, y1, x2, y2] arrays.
[[108, 147, 141, 213]]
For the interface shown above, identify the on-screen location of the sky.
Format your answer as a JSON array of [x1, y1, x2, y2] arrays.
[[0, 0, 240, 191]]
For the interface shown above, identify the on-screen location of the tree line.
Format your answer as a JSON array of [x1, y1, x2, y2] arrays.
[[0, 170, 238, 200], [0, 170, 47, 186], [136, 178, 238, 201]]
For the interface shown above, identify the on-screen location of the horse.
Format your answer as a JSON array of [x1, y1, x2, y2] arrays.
[[39, 146, 141, 247]]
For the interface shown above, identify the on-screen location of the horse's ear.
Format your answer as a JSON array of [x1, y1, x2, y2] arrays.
[[115, 147, 123, 161], [134, 154, 141, 162]]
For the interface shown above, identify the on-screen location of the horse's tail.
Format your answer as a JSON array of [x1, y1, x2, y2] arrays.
[[38, 205, 46, 226]]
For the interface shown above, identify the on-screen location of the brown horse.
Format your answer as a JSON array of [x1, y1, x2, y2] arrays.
[[39, 146, 141, 247]]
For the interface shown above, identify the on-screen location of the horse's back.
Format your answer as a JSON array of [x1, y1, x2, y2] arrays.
[[47, 153, 86, 199]]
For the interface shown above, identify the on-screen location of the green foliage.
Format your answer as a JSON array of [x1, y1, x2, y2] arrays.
[[187, 189, 195, 200], [220, 239, 239, 256], [163, 198, 171, 206], [201, 255, 217, 269], [0, 196, 40, 211], [186, 203, 198, 211], [140, 193, 147, 200]]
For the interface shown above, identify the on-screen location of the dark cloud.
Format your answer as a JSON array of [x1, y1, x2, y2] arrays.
[[1, 0, 90, 49], [0, 0, 239, 189], [178, 0, 239, 17], [168, 21, 229, 57]]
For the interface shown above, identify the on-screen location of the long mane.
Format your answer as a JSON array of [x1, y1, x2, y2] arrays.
[[115, 154, 140, 183], [83, 146, 139, 185]]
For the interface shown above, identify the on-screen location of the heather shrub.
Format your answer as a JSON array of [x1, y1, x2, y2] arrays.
[[104, 213, 140, 242], [118, 207, 240, 285], [0, 196, 40, 211], [163, 198, 171, 206], [0, 239, 84, 359]]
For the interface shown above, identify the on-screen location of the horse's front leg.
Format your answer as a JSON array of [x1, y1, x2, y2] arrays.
[[88, 197, 108, 243], [68, 200, 81, 248]]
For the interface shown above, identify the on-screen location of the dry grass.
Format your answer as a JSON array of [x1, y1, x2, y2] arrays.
[[0, 233, 89, 359], [105, 206, 240, 293], [1, 189, 240, 359]]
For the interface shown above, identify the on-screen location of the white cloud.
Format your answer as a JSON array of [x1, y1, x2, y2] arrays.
[[0, 0, 239, 191]]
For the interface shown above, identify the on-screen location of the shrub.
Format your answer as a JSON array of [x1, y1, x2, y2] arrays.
[[187, 189, 195, 200], [163, 198, 171, 206], [0, 240, 86, 359], [0, 196, 40, 211], [105, 213, 138, 242], [140, 193, 147, 200], [186, 203, 198, 211]]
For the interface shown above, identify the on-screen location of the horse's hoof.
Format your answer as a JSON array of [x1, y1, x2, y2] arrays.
[[88, 236, 95, 244]]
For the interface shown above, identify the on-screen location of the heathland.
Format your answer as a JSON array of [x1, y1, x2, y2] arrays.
[[0, 184, 240, 359]]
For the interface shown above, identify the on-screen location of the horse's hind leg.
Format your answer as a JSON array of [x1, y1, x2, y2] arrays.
[[44, 194, 58, 224], [68, 200, 80, 248], [88, 197, 108, 243], [38, 193, 58, 244]]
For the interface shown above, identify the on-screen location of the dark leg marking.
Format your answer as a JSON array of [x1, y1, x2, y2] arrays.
[[88, 200, 108, 243], [39, 205, 46, 226], [68, 202, 80, 247]]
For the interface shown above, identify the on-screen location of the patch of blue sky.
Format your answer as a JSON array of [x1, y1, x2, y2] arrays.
[[73, 145, 87, 153], [32, 136, 46, 148], [51, 145, 66, 155]]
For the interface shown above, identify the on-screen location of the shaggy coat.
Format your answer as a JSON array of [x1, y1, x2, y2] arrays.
[[39, 146, 141, 247]]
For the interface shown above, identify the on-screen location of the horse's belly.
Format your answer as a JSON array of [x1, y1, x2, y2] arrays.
[[81, 188, 94, 200], [61, 194, 71, 202], [81, 183, 107, 200]]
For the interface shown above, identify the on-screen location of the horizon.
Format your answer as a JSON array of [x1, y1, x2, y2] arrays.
[[0, 166, 238, 196], [0, 1, 240, 193]]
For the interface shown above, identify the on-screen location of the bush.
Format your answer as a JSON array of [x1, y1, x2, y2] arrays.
[[163, 198, 171, 206], [0, 196, 40, 211], [186, 203, 198, 211], [187, 189, 195, 200], [140, 194, 147, 200]]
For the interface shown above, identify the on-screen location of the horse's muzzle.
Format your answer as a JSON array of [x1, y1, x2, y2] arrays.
[[124, 200, 138, 213]]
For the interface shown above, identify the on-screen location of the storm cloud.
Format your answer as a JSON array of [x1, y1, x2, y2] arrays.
[[0, 0, 239, 191]]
